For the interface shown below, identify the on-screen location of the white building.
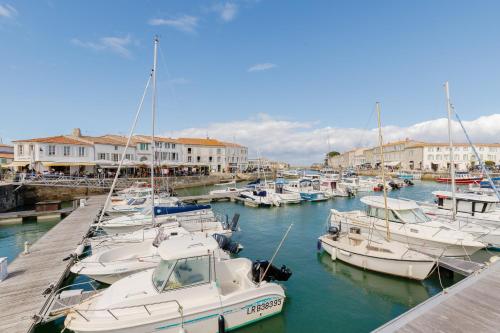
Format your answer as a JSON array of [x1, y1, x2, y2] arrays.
[[12, 129, 248, 175]]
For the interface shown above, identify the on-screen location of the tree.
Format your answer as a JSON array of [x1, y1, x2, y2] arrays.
[[484, 160, 495, 168], [327, 151, 340, 157]]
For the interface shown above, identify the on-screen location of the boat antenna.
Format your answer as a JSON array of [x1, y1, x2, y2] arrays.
[[444, 81, 457, 220], [377, 102, 390, 241], [96, 71, 153, 229], [259, 223, 293, 285], [454, 110, 500, 200], [151, 36, 159, 225]]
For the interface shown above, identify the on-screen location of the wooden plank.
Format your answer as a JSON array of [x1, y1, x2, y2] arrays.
[[374, 260, 500, 333], [0, 195, 106, 333]]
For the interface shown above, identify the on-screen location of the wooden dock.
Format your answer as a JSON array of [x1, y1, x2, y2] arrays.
[[0, 207, 75, 225], [374, 259, 500, 333], [0, 195, 106, 333]]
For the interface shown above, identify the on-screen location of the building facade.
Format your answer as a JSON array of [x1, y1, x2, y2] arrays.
[[328, 138, 500, 171], [12, 129, 248, 175]]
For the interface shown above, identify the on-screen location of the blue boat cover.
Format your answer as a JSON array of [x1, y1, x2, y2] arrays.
[[154, 204, 211, 216]]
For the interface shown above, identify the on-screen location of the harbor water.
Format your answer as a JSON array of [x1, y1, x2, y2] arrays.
[[18, 181, 493, 332]]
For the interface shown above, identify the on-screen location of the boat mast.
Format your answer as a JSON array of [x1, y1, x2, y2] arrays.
[[376, 102, 390, 241], [151, 36, 158, 223], [445, 81, 457, 220]]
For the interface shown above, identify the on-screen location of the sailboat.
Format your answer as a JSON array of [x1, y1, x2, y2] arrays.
[[318, 103, 436, 280]]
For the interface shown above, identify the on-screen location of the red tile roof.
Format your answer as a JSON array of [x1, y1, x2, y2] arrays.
[[12, 136, 92, 145]]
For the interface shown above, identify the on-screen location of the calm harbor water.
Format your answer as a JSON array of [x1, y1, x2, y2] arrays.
[[20, 181, 494, 332]]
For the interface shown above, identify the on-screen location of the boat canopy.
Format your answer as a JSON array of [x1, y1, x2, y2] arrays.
[[361, 196, 419, 210], [158, 234, 219, 261], [432, 190, 499, 203]]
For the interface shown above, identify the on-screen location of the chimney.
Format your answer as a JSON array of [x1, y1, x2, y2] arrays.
[[72, 128, 82, 137]]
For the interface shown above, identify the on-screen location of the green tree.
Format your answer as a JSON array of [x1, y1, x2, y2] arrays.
[[484, 160, 495, 168], [327, 151, 340, 157]]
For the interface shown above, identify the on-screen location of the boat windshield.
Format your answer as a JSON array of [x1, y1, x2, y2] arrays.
[[152, 259, 176, 291], [132, 198, 147, 205], [394, 208, 430, 223], [161, 256, 211, 292]]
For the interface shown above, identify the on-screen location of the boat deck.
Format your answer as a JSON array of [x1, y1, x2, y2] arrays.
[[0, 195, 106, 333], [374, 259, 500, 333]]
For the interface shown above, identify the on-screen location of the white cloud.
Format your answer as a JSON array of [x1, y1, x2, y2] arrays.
[[148, 15, 198, 33], [213, 2, 238, 22], [71, 35, 133, 58], [247, 63, 276, 72], [0, 4, 17, 18], [168, 113, 500, 165]]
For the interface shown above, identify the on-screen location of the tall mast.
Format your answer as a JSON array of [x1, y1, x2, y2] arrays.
[[377, 102, 390, 241], [445, 81, 457, 220], [151, 36, 158, 223]]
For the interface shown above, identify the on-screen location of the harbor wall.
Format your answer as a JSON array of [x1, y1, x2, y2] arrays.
[[0, 184, 24, 213]]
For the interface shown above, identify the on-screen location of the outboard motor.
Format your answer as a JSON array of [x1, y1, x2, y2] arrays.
[[229, 213, 240, 231], [212, 234, 243, 254], [251, 260, 292, 283], [328, 225, 340, 240], [404, 179, 414, 186], [389, 181, 400, 190]]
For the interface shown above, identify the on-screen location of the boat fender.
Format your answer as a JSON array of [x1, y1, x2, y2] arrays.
[[74, 244, 85, 257], [218, 315, 226, 333], [331, 248, 337, 261], [316, 239, 322, 251]]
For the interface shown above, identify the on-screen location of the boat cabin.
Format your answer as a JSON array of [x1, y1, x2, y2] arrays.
[[432, 191, 499, 215], [152, 234, 256, 296], [361, 196, 431, 224]]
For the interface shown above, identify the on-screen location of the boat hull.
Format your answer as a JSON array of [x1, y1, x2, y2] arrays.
[[319, 237, 434, 280], [435, 177, 482, 184], [66, 294, 285, 333]]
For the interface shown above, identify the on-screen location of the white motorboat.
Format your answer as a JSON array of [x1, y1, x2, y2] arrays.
[[421, 191, 500, 227], [209, 187, 243, 195], [71, 227, 193, 284], [265, 180, 302, 204], [318, 227, 435, 280], [238, 188, 275, 207], [71, 228, 241, 284], [285, 179, 329, 202], [329, 196, 485, 257], [98, 205, 217, 234], [65, 233, 291, 333], [106, 196, 179, 216], [320, 179, 355, 197]]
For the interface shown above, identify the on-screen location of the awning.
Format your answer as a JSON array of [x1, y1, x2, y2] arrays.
[[42, 162, 96, 167], [7, 161, 30, 167], [385, 161, 401, 167]]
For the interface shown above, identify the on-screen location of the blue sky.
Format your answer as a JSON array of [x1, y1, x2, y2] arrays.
[[1, 1, 500, 163]]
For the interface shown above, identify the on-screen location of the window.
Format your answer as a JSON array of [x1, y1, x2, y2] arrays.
[[463, 147, 468, 151], [78, 147, 85, 157], [17, 145, 24, 155], [140, 143, 149, 150], [152, 260, 176, 291], [187, 156, 192, 162], [217, 148, 221, 154], [463, 154, 468, 161], [163, 256, 210, 291], [436, 155, 442, 161], [172, 144, 176, 149], [98, 153, 106, 160], [172, 152, 177, 160], [188, 147, 192, 154], [209, 156, 213, 162], [63, 146, 71, 156], [48, 145, 56, 156], [125, 154, 133, 160], [197, 156, 201, 162], [29, 144, 34, 153], [112, 153, 119, 162], [490, 147, 497, 152], [114, 145, 118, 151], [479, 147, 484, 151], [155, 142, 162, 148]]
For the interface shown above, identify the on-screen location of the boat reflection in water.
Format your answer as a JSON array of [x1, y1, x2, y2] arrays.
[[317, 251, 455, 309]]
